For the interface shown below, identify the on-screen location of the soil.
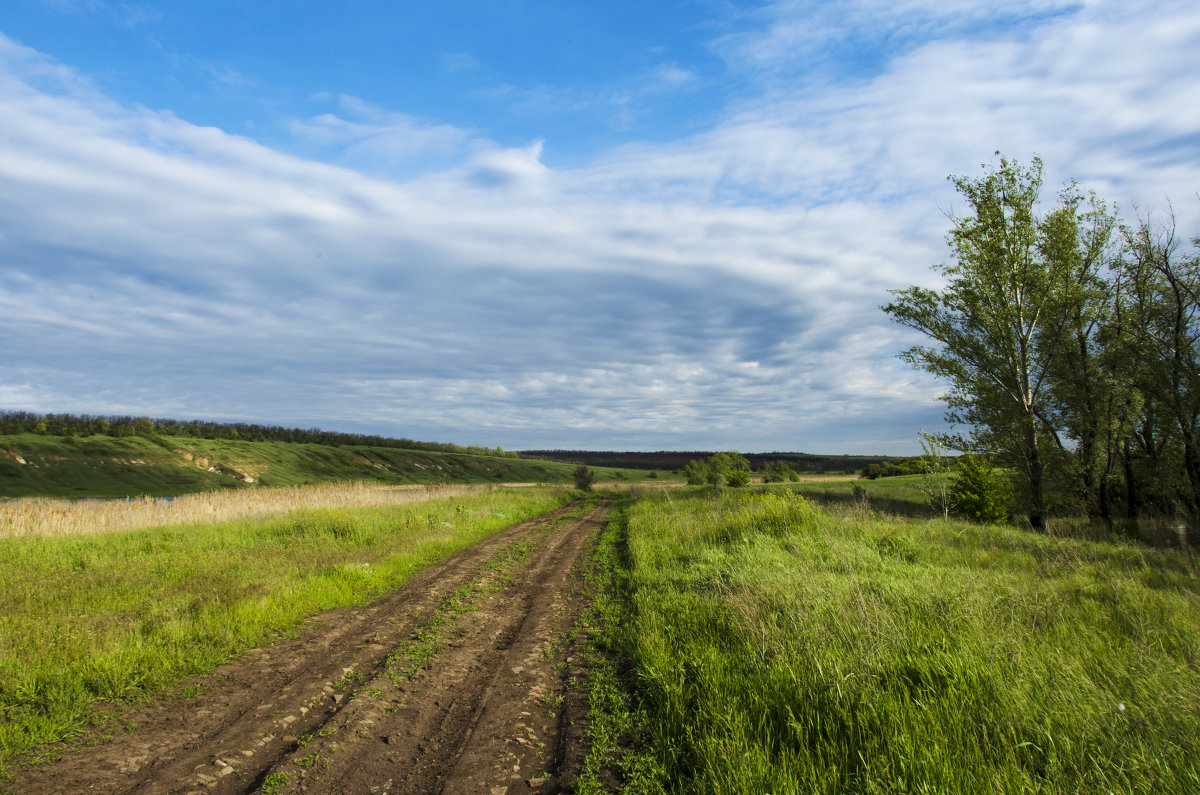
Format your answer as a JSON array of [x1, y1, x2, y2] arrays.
[[12, 498, 611, 795]]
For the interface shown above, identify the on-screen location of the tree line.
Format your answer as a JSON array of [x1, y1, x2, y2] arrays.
[[0, 411, 517, 458], [885, 154, 1199, 532]]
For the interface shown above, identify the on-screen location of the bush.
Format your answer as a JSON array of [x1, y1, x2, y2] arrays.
[[762, 460, 799, 483], [573, 464, 596, 491], [725, 468, 750, 487], [685, 452, 752, 487], [950, 454, 1011, 523]]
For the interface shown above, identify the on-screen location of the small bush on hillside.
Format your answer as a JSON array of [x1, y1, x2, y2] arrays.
[[573, 464, 596, 491], [951, 454, 1011, 523]]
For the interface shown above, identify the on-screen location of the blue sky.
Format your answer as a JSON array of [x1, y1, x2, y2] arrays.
[[2, 0, 1199, 453]]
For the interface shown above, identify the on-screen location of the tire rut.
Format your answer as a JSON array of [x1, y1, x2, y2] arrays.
[[11, 498, 608, 795]]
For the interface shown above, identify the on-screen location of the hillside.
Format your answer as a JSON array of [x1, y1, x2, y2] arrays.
[[0, 433, 662, 498]]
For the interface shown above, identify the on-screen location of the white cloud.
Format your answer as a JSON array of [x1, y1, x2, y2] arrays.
[[287, 94, 476, 176], [1, 1, 1198, 453]]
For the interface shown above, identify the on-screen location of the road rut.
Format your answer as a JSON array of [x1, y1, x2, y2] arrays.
[[13, 497, 610, 794]]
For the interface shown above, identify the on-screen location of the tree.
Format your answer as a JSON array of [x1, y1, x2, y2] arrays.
[[883, 155, 1115, 530], [683, 458, 709, 486], [683, 452, 751, 487], [1117, 213, 1200, 524], [708, 451, 751, 486], [917, 430, 953, 520], [1037, 187, 1123, 523]]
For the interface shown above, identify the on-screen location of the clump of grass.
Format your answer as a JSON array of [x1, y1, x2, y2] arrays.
[[612, 488, 1200, 793], [0, 487, 572, 777]]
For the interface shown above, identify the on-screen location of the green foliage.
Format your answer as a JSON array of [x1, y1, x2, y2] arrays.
[[862, 458, 925, 479], [683, 451, 751, 487], [600, 488, 1200, 793], [724, 468, 750, 487], [884, 154, 1118, 530], [885, 153, 1200, 532], [761, 460, 800, 482], [573, 464, 596, 491], [0, 410, 518, 458], [950, 454, 1011, 523]]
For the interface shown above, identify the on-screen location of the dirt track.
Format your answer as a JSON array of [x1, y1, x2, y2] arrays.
[[14, 498, 611, 794]]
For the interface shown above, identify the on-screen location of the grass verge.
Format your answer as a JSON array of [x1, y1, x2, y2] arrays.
[[0, 487, 574, 779], [591, 486, 1200, 793], [574, 494, 666, 794]]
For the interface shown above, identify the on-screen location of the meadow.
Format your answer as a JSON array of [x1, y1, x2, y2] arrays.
[[0, 485, 573, 778], [4, 469, 1198, 793], [584, 486, 1200, 793]]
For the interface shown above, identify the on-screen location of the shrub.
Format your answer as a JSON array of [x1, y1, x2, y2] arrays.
[[762, 460, 799, 483], [950, 454, 1011, 523], [573, 464, 596, 491]]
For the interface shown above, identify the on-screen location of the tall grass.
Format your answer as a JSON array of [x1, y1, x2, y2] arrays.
[[0, 487, 571, 777], [0, 481, 497, 538], [613, 487, 1200, 793]]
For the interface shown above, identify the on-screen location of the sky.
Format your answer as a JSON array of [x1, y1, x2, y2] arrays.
[[1, 1, 1199, 454]]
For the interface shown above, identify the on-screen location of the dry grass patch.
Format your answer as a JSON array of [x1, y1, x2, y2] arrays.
[[0, 481, 497, 538]]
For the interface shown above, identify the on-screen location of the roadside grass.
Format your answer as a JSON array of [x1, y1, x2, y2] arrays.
[[0, 487, 573, 778], [600, 486, 1200, 793], [574, 494, 667, 794]]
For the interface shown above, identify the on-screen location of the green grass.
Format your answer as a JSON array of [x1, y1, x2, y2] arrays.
[[597, 486, 1200, 793], [575, 495, 667, 794], [792, 473, 936, 516], [0, 433, 670, 498], [0, 487, 574, 778]]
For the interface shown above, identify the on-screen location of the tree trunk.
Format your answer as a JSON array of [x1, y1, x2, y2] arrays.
[[1122, 437, 1139, 524], [1183, 429, 1200, 538], [1026, 420, 1047, 531]]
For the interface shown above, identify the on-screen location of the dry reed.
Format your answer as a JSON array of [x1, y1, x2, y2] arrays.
[[0, 481, 502, 538]]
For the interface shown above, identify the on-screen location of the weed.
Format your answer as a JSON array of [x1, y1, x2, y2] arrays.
[[258, 771, 289, 794]]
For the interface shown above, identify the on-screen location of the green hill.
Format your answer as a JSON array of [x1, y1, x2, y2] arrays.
[[0, 433, 662, 498]]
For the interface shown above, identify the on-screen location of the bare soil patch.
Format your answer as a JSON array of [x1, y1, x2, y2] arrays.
[[11, 498, 610, 794]]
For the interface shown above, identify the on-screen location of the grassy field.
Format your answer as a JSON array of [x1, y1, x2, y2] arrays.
[[587, 486, 1200, 793], [0, 486, 573, 778], [0, 433, 668, 499], [0, 482, 519, 538]]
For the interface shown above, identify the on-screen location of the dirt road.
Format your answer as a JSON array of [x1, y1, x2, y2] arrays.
[[14, 498, 611, 794]]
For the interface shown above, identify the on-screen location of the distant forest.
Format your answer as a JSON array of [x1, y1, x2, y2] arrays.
[[520, 450, 891, 473], [0, 411, 517, 458]]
